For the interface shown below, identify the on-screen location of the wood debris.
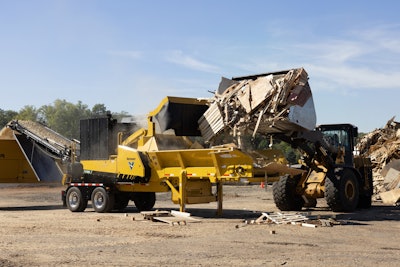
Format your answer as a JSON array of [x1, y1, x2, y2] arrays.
[[259, 212, 309, 224], [198, 68, 317, 143], [356, 117, 400, 204], [236, 212, 343, 228], [141, 210, 201, 226]]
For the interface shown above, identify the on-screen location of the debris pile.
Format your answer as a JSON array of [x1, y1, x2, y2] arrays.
[[199, 68, 317, 143], [236, 212, 344, 228], [356, 117, 400, 204]]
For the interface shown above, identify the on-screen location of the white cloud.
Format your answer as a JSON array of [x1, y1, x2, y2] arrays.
[[296, 40, 370, 63], [355, 24, 400, 54], [306, 64, 400, 90], [165, 50, 220, 73], [277, 25, 400, 91]]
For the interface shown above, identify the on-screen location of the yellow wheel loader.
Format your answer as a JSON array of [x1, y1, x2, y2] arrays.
[[200, 68, 373, 212]]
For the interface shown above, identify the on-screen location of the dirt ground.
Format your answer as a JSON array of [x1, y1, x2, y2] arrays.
[[0, 183, 399, 267]]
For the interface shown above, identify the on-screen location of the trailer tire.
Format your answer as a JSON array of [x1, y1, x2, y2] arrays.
[[91, 187, 115, 213], [114, 193, 130, 211], [132, 192, 156, 211], [325, 169, 359, 212], [66, 187, 87, 212], [272, 175, 304, 211]]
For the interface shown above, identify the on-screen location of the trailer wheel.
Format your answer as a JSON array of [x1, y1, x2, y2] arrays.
[[325, 169, 359, 212], [132, 192, 156, 211], [66, 187, 87, 212], [272, 175, 304, 211], [113, 193, 130, 211], [91, 187, 115, 213]]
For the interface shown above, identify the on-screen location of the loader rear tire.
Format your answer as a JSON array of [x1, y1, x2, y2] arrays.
[[132, 192, 156, 211], [91, 187, 115, 213], [325, 169, 359, 212], [66, 187, 87, 212], [273, 175, 304, 211]]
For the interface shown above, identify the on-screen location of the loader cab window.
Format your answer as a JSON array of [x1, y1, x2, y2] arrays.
[[323, 130, 350, 151], [320, 128, 353, 166]]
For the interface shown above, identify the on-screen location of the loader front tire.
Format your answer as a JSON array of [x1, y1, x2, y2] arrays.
[[66, 187, 87, 212], [358, 172, 373, 209], [91, 187, 115, 213], [325, 169, 359, 212], [132, 192, 156, 211], [273, 175, 304, 211]]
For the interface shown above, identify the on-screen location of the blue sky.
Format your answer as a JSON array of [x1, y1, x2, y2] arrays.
[[1, 1, 400, 132]]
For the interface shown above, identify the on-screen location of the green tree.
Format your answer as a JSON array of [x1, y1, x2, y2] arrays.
[[39, 99, 91, 139], [91, 104, 108, 116], [1, 99, 130, 139], [0, 109, 18, 128], [16, 105, 39, 121], [272, 140, 302, 165]]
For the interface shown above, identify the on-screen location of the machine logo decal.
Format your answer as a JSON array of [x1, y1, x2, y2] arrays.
[[128, 162, 134, 170]]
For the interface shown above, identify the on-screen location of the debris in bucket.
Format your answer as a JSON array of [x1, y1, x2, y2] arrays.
[[199, 68, 316, 143]]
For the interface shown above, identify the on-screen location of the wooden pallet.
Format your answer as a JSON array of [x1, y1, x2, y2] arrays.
[[257, 212, 309, 224]]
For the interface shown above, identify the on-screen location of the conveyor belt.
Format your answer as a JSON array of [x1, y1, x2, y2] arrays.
[[8, 120, 73, 161], [1, 120, 76, 182]]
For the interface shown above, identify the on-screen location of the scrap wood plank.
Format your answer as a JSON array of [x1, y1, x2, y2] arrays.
[[152, 215, 201, 225], [141, 210, 170, 221], [153, 216, 188, 226], [261, 212, 309, 224], [141, 210, 201, 225], [380, 188, 400, 204]]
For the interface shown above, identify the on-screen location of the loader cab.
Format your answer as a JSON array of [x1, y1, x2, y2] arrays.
[[316, 124, 358, 166]]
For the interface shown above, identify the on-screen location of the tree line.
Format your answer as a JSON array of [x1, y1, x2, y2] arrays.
[[0, 99, 129, 140]]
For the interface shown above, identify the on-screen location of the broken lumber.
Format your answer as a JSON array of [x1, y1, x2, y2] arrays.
[[199, 68, 316, 142], [140, 210, 201, 226]]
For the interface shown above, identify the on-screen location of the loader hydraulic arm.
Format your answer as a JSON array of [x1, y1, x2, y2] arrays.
[[274, 130, 337, 172]]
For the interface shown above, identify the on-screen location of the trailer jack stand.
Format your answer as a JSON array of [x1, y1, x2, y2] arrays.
[[216, 182, 223, 217]]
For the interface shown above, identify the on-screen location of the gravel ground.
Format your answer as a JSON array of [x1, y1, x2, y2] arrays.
[[0, 184, 399, 266]]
